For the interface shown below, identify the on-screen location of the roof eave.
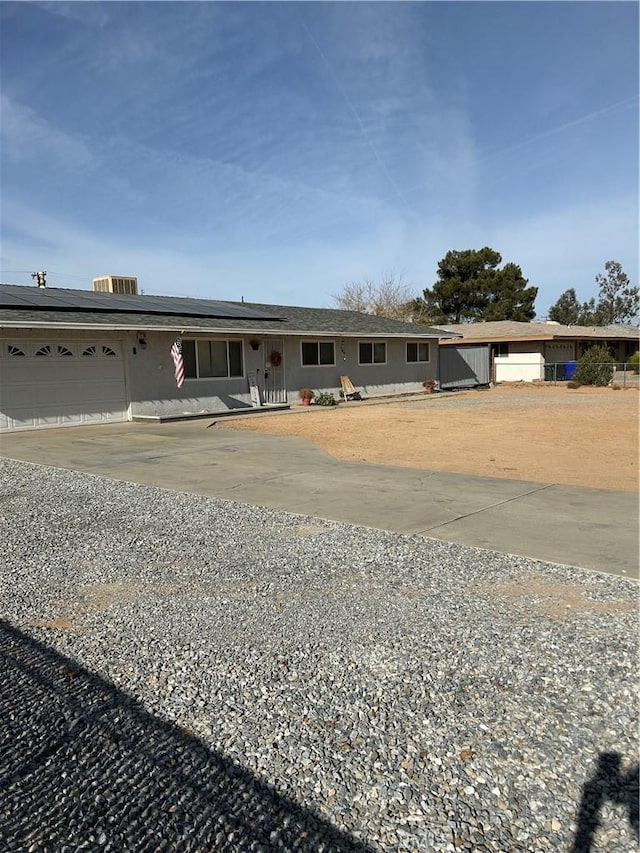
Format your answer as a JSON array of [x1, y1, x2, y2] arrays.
[[0, 318, 445, 338]]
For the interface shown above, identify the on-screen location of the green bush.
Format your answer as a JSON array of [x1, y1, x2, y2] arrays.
[[574, 345, 615, 386], [314, 391, 337, 407], [629, 350, 640, 375]]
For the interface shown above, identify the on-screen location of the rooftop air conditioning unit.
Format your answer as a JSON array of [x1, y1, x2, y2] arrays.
[[93, 275, 138, 295]]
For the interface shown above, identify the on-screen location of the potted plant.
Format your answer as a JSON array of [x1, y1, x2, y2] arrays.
[[422, 378, 437, 394], [298, 388, 315, 406]]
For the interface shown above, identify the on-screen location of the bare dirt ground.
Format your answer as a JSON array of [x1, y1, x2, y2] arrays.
[[224, 384, 640, 492]]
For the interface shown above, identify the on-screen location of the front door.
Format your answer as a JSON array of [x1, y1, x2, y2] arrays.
[[262, 339, 286, 403]]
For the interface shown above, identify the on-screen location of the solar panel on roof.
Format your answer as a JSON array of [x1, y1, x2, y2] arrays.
[[0, 285, 283, 320], [0, 289, 35, 307]]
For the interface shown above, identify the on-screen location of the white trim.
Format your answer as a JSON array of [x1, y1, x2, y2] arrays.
[[183, 337, 245, 380], [0, 320, 444, 338], [300, 339, 336, 367]]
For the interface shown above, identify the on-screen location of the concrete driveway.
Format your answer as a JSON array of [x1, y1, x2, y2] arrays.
[[1, 419, 638, 578]]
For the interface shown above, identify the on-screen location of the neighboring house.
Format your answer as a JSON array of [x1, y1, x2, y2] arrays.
[[0, 282, 455, 432], [439, 320, 639, 383]]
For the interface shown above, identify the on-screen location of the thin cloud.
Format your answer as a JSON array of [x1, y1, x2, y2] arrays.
[[297, 15, 413, 213], [0, 94, 94, 168], [477, 95, 639, 165], [35, 1, 109, 28]]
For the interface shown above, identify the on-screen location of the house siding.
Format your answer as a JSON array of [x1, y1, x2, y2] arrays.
[[124, 331, 441, 417]]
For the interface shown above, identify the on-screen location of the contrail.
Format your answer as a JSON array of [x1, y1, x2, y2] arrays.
[[395, 94, 638, 201], [477, 94, 639, 165], [298, 16, 413, 213]]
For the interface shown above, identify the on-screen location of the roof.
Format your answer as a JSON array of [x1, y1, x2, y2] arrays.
[[0, 284, 454, 339], [0, 283, 280, 321], [222, 300, 452, 338], [439, 319, 639, 344]]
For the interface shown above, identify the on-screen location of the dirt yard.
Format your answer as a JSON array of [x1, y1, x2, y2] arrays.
[[224, 384, 639, 492]]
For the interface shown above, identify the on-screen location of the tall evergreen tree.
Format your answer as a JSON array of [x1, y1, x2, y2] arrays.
[[413, 248, 537, 324], [483, 262, 537, 322], [593, 261, 638, 325], [548, 288, 597, 325], [547, 261, 638, 327]]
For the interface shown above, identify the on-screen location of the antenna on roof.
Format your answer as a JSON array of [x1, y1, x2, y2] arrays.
[[241, 295, 244, 303], [31, 271, 47, 288]]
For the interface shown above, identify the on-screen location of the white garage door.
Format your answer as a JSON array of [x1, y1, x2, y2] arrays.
[[0, 340, 128, 432]]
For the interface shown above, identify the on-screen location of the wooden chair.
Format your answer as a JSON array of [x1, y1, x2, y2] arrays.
[[340, 375, 362, 402]]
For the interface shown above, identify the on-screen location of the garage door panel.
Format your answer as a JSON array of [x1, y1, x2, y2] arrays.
[[1, 340, 128, 432]]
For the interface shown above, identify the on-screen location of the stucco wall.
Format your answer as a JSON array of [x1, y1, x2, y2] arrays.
[[3, 328, 441, 420], [494, 352, 544, 382], [131, 332, 439, 413], [127, 331, 253, 416], [278, 336, 437, 402]]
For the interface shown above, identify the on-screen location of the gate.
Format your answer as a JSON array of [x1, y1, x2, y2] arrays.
[[262, 339, 287, 403], [439, 344, 490, 390]]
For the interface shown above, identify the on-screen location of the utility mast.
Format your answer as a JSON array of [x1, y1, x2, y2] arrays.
[[31, 271, 47, 288]]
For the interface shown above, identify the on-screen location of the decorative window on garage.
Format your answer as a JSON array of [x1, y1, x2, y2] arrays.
[[82, 346, 97, 357], [7, 345, 26, 357], [102, 346, 117, 357], [35, 345, 53, 357], [181, 339, 244, 379], [406, 342, 430, 363], [301, 341, 335, 366], [57, 345, 74, 357], [359, 341, 386, 365]]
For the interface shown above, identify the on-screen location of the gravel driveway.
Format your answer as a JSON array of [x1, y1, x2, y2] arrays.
[[1, 458, 638, 852]]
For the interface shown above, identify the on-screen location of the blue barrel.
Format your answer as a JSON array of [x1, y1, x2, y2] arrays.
[[566, 361, 578, 380]]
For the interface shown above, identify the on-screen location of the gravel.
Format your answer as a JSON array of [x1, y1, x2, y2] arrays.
[[1, 457, 638, 852]]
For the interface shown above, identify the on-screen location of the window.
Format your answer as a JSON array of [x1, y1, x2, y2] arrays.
[[406, 342, 430, 363], [359, 341, 386, 364], [182, 339, 244, 379], [35, 345, 53, 357], [102, 346, 117, 357], [492, 343, 509, 357], [58, 345, 73, 357], [82, 346, 97, 357], [7, 345, 25, 357], [301, 341, 335, 366]]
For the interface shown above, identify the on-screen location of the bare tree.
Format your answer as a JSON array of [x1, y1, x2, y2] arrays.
[[332, 274, 416, 321]]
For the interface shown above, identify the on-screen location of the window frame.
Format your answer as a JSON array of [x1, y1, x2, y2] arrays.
[[300, 340, 336, 367], [358, 340, 387, 366], [406, 341, 431, 364], [182, 338, 245, 380]]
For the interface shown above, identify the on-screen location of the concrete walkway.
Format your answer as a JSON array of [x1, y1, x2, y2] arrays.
[[1, 420, 637, 578]]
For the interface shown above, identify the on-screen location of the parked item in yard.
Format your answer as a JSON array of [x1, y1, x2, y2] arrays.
[[340, 376, 361, 401]]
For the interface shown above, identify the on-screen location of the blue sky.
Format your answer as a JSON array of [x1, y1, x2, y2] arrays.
[[1, 1, 638, 315]]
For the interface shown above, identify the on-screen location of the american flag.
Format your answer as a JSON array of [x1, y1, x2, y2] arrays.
[[170, 337, 185, 388]]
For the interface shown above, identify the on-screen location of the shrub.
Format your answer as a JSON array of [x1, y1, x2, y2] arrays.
[[298, 388, 315, 401], [567, 380, 582, 389], [574, 345, 615, 387], [629, 350, 640, 375], [314, 391, 337, 407]]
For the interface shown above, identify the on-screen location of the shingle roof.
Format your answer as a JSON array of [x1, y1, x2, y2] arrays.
[[0, 285, 454, 338], [221, 300, 452, 337], [439, 320, 639, 343]]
